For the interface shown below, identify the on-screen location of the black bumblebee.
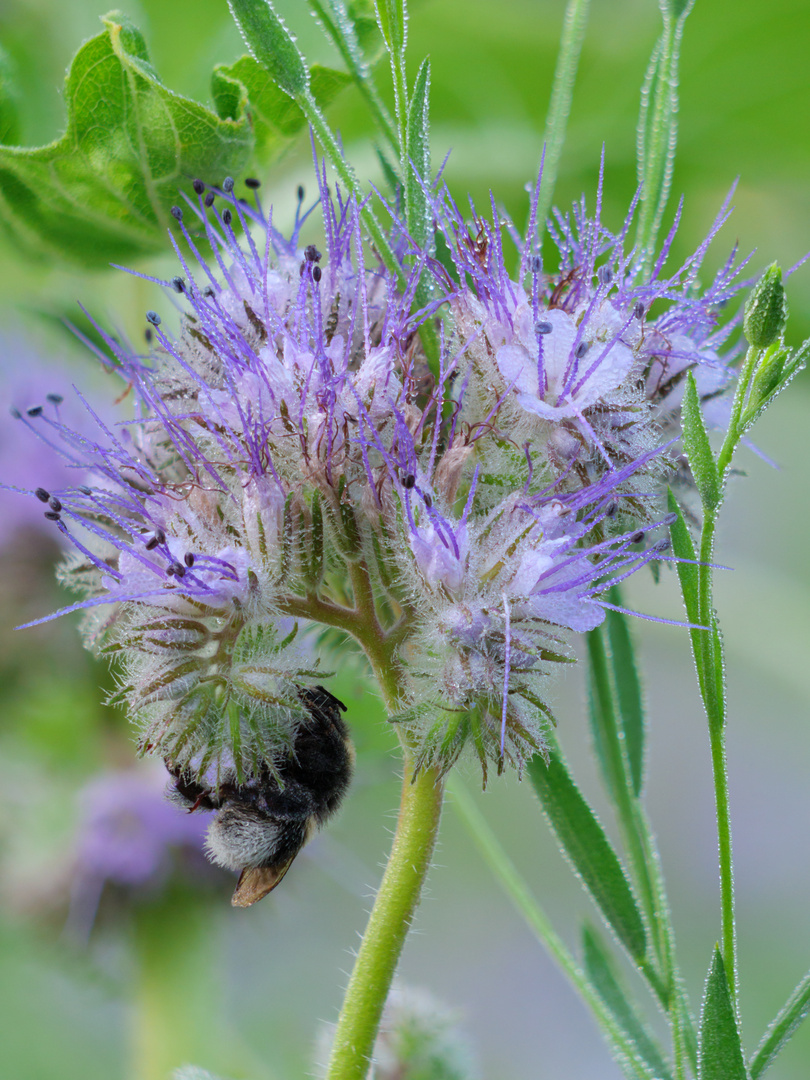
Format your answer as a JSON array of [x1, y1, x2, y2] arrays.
[[166, 686, 353, 907]]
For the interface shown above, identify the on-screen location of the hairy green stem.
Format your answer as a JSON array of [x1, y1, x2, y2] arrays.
[[534, 0, 592, 238], [325, 761, 445, 1080]]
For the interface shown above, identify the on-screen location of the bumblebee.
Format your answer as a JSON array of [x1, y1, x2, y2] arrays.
[[167, 686, 353, 907]]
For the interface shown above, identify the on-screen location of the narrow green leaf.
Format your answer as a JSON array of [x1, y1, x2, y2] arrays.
[[682, 371, 721, 510], [0, 44, 21, 146], [405, 58, 431, 248], [528, 750, 647, 963], [375, 0, 407, 54], [605, 600, 645, 797], [586, 627, 630, 812], [227, 0, 309, 97], [0, 12, 252, 265], [666, 489, 699, 627], [750, 969, 810, 1079], [699, 946, 747, 1080], [583, 925, 673, 1080], [214, 57, 351, 164]]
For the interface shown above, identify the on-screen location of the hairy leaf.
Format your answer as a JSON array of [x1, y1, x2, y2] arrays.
[[0, 12, 253, 266], [699, 946, 747, 1080], [528, 750, 647, 963], [583, 925, 673, 1080]]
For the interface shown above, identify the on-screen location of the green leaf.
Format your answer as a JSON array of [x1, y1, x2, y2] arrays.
[[666, 489, 699, 627], [375, 0, 407, 55], [214, 57, 351, 164], [227, 0, 309, 97], [681, 371, 721, 511], [586, 627, 627, 811], [0, 12, 253, 266], [528, 749, 647, 963], [582, 925, 673, 1080], [0, 44, 21, 146], [699, 946, 748, 1080], [749, 969, 810, 1079], [605, 599, 645, 797], [405, 57, 431, 248]]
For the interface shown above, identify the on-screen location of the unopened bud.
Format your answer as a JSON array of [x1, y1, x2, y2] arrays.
[[744, 263, 787, 349]]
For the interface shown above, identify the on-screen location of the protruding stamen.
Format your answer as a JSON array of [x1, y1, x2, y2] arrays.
[[171, 206, 183, 222], [27, 405, 43, 417], [204, 191, 215, 209], [184, 553, 195, 567], [245, 178, 261, 190], [49, 496, 62, 512], [35, 487, 50, 502], [146, 311, 161, 327], [192, 179, 205, 195], [222, 177, 235, 194]]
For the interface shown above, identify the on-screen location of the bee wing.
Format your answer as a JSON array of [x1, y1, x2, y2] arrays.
[[231, 859, 295, 907]]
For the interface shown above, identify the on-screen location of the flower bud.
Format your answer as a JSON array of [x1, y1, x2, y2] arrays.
[[743, 263, 787, 349]]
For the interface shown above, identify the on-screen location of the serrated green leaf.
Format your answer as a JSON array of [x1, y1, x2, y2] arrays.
[[682, 372, 720, 510], [228, 0, 309, 97], [583, 925, 673, 1080], [528, 750, 647, 963], [605, 602, 645, 797], [699, 946, 747, 1080], [346, 0, 381, 54], [0, 44, 21, 146], [0, 12, 253, 266], [749, 969, 810, 1079], [215, 57, 351, 164], [405, 57, 431, 248]]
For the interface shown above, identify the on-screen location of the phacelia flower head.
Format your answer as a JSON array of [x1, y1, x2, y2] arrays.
[[437, 169, 749, 507], [8, 158, 719, 788]]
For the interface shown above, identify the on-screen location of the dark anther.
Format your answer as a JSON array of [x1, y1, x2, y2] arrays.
[[222, 208, 232, 226], [653, 538, 671, 553], [530, 255, 542, 273], [171, 206, 183, 222], [598, 266, 613, 286], [630, 529, 645, 544], [35, 487, 50, 503], [26, 405, 43, 417], [633, 301, 645, 319], [535, 321, 553, 335], [44, 511, 61, 521], [145, 327, 153, 343], [46, 393, 64, 406], [575, 341, 590, 359], [192, 179, 205, 195], [9, 407, 21, 419], [222, 177, 235, 194], [146, 311, 161, 327], [662, 512, 678, 526], [312, 265, 322, 283], [204, 191, 216, 208], [245, 177, 261, 189], [605, 500, 618, 518], [403, 474, 416, 489], [184, 552, 195, 567], [145, 535, 160, 550], [202, 286, 215, 298], [305, 244, 322, 263], [171, 276, 185, 293], [424, 493, 433, 508], [297, 185, 305, 202], [48, 496, 62, 512], [169, 561, 186, 578], [155, 527, 166, 544], [79, 485, 92, 496]]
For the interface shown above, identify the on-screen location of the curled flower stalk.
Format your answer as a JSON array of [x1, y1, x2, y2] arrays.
[[6, 160, 751, 1078]]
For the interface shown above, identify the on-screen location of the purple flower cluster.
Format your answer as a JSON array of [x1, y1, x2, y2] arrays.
[[6, 163, 743, 778]]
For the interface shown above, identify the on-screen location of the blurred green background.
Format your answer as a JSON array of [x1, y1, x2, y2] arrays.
[[1, 1, 809, 1078]]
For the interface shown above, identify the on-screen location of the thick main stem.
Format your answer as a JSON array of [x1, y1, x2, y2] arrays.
[[325, 761, 445, 1080]]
